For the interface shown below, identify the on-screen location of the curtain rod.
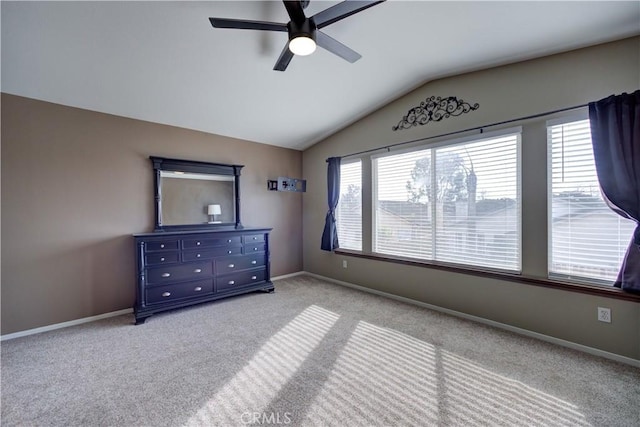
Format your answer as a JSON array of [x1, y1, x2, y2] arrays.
[[327, 102, 588, 161]]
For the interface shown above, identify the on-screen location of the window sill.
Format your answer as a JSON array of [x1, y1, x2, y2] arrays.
[[334, 249, 640, 302]]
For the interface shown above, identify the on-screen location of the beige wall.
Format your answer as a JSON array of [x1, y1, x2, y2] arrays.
[[1, 94, 303, 335], [161, 178, 234, 225], [302, 37, 640, 360]]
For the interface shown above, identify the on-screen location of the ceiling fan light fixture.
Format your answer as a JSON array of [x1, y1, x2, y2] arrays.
[[287, 18, 317, 56], [209, 0, 387, 71], [289, 35, 316, 56]]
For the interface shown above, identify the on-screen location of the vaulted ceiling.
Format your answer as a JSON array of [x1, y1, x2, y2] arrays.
[[2, 1, 639, 150]]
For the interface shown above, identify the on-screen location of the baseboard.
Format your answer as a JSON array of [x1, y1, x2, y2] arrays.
[[0, 308, 133, 341], [303, 271, 640, 368], [0, 272, 308, 341], [6, 272, 637, 368], [272, 271, 306, 281], [1, 273, 305, 341]]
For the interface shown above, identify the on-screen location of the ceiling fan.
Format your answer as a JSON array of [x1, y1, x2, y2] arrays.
[[209, 0, 386, 71]]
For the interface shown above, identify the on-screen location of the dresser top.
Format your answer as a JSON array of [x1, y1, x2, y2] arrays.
[[133, 226, 272, 238]]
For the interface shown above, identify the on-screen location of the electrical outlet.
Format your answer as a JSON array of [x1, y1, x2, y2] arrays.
[[342, 260, 348, 268], [597, 307, 611, 323]]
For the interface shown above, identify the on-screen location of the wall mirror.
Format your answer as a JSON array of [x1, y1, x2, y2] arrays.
[[151, 156, 243, 231]]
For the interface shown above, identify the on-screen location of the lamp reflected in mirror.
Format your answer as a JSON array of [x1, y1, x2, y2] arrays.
[[151, 156, 243, 231], [208, 204, 222, 224]]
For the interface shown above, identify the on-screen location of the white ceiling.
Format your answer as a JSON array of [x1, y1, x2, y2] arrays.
[[2, 1, 639, 150]]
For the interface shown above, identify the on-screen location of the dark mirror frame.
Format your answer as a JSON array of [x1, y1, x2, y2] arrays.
[[151, 156, 243, 231]]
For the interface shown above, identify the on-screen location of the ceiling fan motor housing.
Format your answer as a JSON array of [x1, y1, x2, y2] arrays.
[[287, 18, 317, 44], [209, 1, 387, 70]]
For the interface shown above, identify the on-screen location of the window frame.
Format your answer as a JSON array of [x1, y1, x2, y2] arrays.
[[371, 145, 434, 261], [336, 158, 363, 251], [546, 114, 635, 287], [334, 246, 639, 301], [370, 127, 523, 274], [331, 115, 639, 302]]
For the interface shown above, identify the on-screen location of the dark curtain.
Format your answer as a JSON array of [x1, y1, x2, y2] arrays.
[[589, 90, 640, 292], [321, 157, 341, 251]]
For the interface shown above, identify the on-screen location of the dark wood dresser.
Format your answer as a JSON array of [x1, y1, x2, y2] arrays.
[[133, 227, 273, 324]]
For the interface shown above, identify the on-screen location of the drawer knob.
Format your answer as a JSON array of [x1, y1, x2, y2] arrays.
[[251, 260, 257, 265], [227, 239, 231, 243], [196, 254, 201, 258], [254, 247, 258, 251], [160, 257, 165, 262], [228, 280, 235, 285], [228, 264, 235, 268], [194, 286, 202, 291], [162, 292, 171, 297], [227, 250, 232, 254], [194, 268, 202, 273], [196, 241, 201, 246], [161, 273, 171, 278], [160, 244, 165, 248], [251, 276, 257, 280], [253, 237, 257, 240]]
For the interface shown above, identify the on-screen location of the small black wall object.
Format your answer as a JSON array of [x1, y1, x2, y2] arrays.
[[267, 177, 307, 192]]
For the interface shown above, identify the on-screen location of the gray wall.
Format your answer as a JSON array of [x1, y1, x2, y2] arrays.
[[1, 94, 303, 335], [302, 37, 640, 360]]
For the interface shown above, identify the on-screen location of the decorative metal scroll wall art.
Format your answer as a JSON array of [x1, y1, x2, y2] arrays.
[[392, 96, 480, 131]]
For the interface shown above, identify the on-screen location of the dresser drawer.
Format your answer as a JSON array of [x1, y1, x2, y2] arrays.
[[145, 252, 179, 266], [183, 246, 242, 261], [244, 243, 266, 254], [182, 236, 242, 249], [217, 269, 266, 292], [146, 280, 214, 304], [243, 234, 265, 244], [134, 228, 273, 325], [145, 239, 179, 252], [147, 262, 212, 285], [215, 254, 266, 275]]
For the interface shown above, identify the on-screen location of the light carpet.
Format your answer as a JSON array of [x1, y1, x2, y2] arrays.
[[2, 275, 639, 426]]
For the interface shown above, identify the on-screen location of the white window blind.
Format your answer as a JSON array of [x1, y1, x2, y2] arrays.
[[548, 119, 635, 284], [434, 135, 520, 270], [374, 149, 432, 260], [373, 132, 521, 272], [336, 160, 362, 251]]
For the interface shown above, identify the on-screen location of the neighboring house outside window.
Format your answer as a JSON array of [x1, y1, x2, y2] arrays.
[[548, 118, 636, 285], [373, 130, 521, 272], [376, 200, 431, 259], [334, 117, 633, 289]]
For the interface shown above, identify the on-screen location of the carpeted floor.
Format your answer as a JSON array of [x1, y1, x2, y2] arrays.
[[1, 275, 639, 426]]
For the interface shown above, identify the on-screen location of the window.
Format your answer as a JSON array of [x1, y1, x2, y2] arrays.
[[336, 160, 362, 250], [373, 131, 521, 272], [548, 118, 635, 284], [374, 149, 432, 260]]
